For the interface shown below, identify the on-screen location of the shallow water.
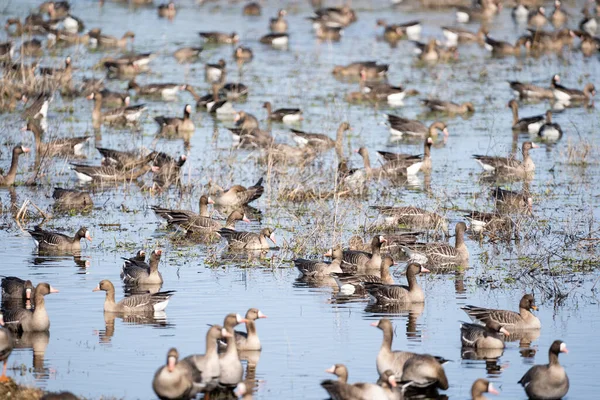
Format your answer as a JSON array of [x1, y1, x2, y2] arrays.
[[1, 0, 600, 399]]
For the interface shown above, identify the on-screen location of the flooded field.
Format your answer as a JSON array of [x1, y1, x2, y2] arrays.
[[1, 0, 600, 399]]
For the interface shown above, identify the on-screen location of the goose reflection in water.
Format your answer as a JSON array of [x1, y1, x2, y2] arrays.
[[96, 311, 172, 345], [365, 302, 425, 341], [13, 331, 50, 379]]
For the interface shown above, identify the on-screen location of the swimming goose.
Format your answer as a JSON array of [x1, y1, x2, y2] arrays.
[[321, 364, 391, 400], [218, 227, 276, 250], [3, 283, 58, 333], [263, 102, 302, 123], [473, 141, 538, 177], [552, 80, 596, 104], [88, 92, 146, 125], [260, 33, 289, 47], [442, 26, 486, 46], [183, 325, 231, 392], [0, 312, 13, 382], [128, 80, 183, 99], [151, 195, 213, 222], [507, 100, 545, 133], [519, 340, 569, 399], [371, 205, 449, 234], [332, 61, 388, 78], [206, 85, 236, 116], [71, 163, 151, 182], [167, 209, 250, 234], [95, 89, 129, 107], [22, 121, 90, 158], [20, 39, 43, 56], [295, 245, 345, 278], [153, 348, 204, 400], [314, 24, 343, 41], [462, 294, 540, 329], [372, 318, 449, 390], [456, 0, 500, 23], [88, 29, 135, 48], [219, 313, 247, 386], [233, 111, 260, 132], [333, 256, 395, 295], [155, 104, 195, 134], [96, 147, 152, 170], [463, 211, 513, 234], [222, 83, 249, 100], [422, 99, 475, 114], [199, 32, 239, 44], [550, 0, 568, 27], [361, 80, 417, 104], [416, 39, 458, 62], [402, 222, 469, 268], [364, 262, 428, 304], [461, 321, 509, 349], [157, 2, 176, 18], [491, 187, 533, 213], [174, 47, 203, 63], [205, 59, 226, 84], [579, 7, 597, 36], [94, 280, 173, 313], [385, 114, 449, 138], [52, 188, 93, 209], [270, 9, 288, 33], [377, 19, 422, 41], [233, 46, 253, 61], [379, 137, 433, 173], [336, 235, 387, 270], [537, 111, 562, 141], [484, 35, 529, 55], [311, 6, 357, 28], [292, 122, 350, 153], [121, 249, 163, 285], [572, 30, 600, 56], [0, 145, 30, 186], [528, 7, 548, 28], [28, 226, 91, 252], [471, 378, 500, 399], [1, 277, 34, 305], [210, 178, 264, 207], [243, 2, 261, 16], [224, 308, 267, 352], [509, 78, 556, 99]]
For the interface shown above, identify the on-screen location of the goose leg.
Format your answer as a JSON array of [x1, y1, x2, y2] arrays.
[[0, 360, 9, 382]]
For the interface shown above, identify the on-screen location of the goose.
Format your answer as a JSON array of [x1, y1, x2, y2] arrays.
[[377, 19, 422, 41], [294, 245, 345, 278], [0, 145, 30, 186], [371, 205, 449, 234], [401, 222, 469, 268], [223, 308, 267, 351], [205, 59, 226, 84], [233, 111, 260, 131], [528, 7, 548, 28], [368, 146, 424, 176], [310, 6, 357, 28], [229, 128, 273, 149], [260, 33, 289, 47], [512, 0, 530, 22], [484, 35, 530, 55], [218, 313, 247, 386], [550, 0, 568, 27], [22, 121, 90, 158], [262, 143, 317, 166], [442, 26, 486, 46], [1, 277, 34, 304], [332, 61, 388, 78], [210, 178, 264, 207], [553, 81, 596, 104], [491, 187, 533, 213], [233, 46, 253, 61], [155, 104, 195, 134], [334, 257, 397, 295], [349, 233, 419, 253], [371, 318, 449, 390], [199, 31, 239, 44], [28, 226, 91, 252], [0, 311, 14, 382], [38, 56, 72, 84], [218, 227, 276, 250], [270, 9, 288, 33], [364, 262, 429, 303], [128, 80, 183, 99], [421, 99, 476, 114], [21, 93, 51, 121], [0, 42, 13, 62], [93, 280, 174, 313], [462, 294, 541, 329], [263, 101, 302, 123], [166, 209, 250, 234], [361, 81, 417, 104], [456, 0, 500, 23], [88, 29, 135, 48], [507, 100, 546, 133], [151, 195, 214, 222], [243, 2, 261, 16], [98, 89, 129, 107], [463, 211, 513, 234], [461, 321, 510, 349], [518, 340, 569, 399], [206, 85, 236, 116], [379, 136, 433, 173], [473, 141, 538, 177], [122, 250, 147, 266], [153, 348, 204, 400], [183, 325, 231, 392], [70, 163, 151, 182], [157, 2, 176, 18], [292, 122, 350, 153], [222, 83, 249, 100], [20, 39, 43, 56], [3, 283, 58, 332], [537, 111, 563, 141], [471, 379, 500, 399], [173, 47, 203, 63], [509, 77, 556, 99], [96, 147, 153, 170], [121, 249, 163, 285], [52, 188, 93, 209], [315, 24, 342, 41], [321, 364, 391, 400], [579, 8, 597, 36], [88, 92, 146, 125], [333, 235, 387, 270], [385, 114, 449, 138]]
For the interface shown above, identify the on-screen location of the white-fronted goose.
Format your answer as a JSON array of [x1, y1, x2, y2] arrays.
[[28, 225, 91, 252], [508, 100, 546, 133], [52, 188, 93, 209], [335, 235, 387, 270], [385, 114, 449, 138], [183, 325, 231, 392], [233, 46, 253, 61], [96, 147, 152, 170], [199, 31, 239, 44], [71, 163, 151, 182], [550, 0, 567, 27], [174, 47, 203, 63], [88, 29, 135, 48], [122, 250, 146, 266], [379, 137, 433, 173], [416, 39, 458, 62], [349, 233, 419, 254], [456, 0, 500, 23], [270, 9, 288, 33], [473, 141, 538, 177], [528, 7, 548, 28], [315, 24, 342, 41], [263, 101, 302, 123], [402, 222, 469, 268], [461, 321, 509, 349], [3, 283, 58, 333], [321, 364, 390, 400], [333, 256, 395, 295], [218, 227, 276, 250], [128, 80, 183, 99], [365, 262, 428, 304], [332, 61, 388, 78], [39, 56, 72, 85], [155, 104, 195, 134], [152, 195, 213, 222], [98, 89, 129, 107], [22, 93, 50, 121], [222, 83, 249, 100], [234, 111, 259, 131], [210, 178, 264, 207], [491, 187, 533, 212], [260, 33, 289, 47], [510, 79, 555, 100], [88, 92, 146, 125], [121, 249, 163, 285], [229, 128, 274, 149], [243, 2, 261, 16], [519, 340, 569, 399], [157, 2, 176, 18], [512, 0, 530, 22], [579, 8, 597, 36], [153, 348, 203, 400], [41, 2, 70, 18], [537, 111, 562, 141], [292, 122, 350, 153], [22, 121, 90, 157], [484, 35, 529, 55], [372, 318, 449, 390], [442, 26, 486, 46], [377, 19, 422, 41], [462, 294, 540, 329], [229, 308, 267, 351], [371, 205, 449, 234], [205, 59, 226, 84], [206, 85, 236, 116], [20, 39, 43, 56], [219, 313, 247, 386], [93, 279, 173, 313], [0, 145, 30, 186], [0, 312, 14, 382], [262, 143, 317, 166], [463, 211, 512, 234], [472, 378, 500, 399], [422, 99, 475, 114], [295, 245, 345, 278], [553, 80, 596, 104], [1, 277, 34, 308], [311, 6, 357, 28], [167, 209, 250, 234]]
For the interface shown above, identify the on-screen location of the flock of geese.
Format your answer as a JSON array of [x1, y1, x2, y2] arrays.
[[0, 0, 595, 398]]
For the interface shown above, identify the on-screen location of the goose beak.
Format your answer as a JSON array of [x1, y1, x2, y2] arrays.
[[242, 215, 251, 223], [388, 375, 397, 387], [222, 328, 233, 338], [370, 321, 378, 327], [257, 310, 267, 318], [531, 143, 540, 148], [269, 233, 277, 245], [50, 286, 59, 293], [442, 128, 450, 137], [531, 305, 538, 311], [85, 231, 93, 242], [560, 343, 569, 353], [420, 266, 431, 273], [167, 356, 176, 372], [207, 197, 215, 204], [325, 365, 336, 374], [323, 249, 333, 257], [22, 147, 31, 153], [92, 285, 100, 292], [25, 288, 32, 299], [500, 327, 510, 336], [488, 383, 500, 395]]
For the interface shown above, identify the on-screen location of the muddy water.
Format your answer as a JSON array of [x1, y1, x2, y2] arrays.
[[1, 0, 600, 399]]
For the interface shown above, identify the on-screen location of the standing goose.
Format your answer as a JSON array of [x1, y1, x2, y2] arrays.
[[401, 222, 469, 268], [270, 9, 288, 33], [321, 364, 390, 400], [173, 47, 203, 63], [205, 59, 226, 84], [121, 249, 163, 285], [333, 256, 396, 295], [550, 0, 568, 27], [507, 100, 546, 133], [93, 280, 174, 313], [183, 325, 231, 392], [528, 7, 548, 28], [462, 294, 541, 330], [579, 7, 597, 36], [263, 101, 302, 123], [166, 209, 250, 234], [233, 46, 253, 62], [3, 283, 59, 333], [28, 226, 92, 252], [537, 111, 563, 141], [152, 195, 214, 221], [218, 227, 276, 250], [219, 313, 247, 386], [337, 235, 387, 270], [210, 178, 264, 207], [0, 311, 14, 382], [364, 262, 429, 304], [199, 32, 239, 44], [291, 121, 350, 153], [371, 205, 449, 234], [422, 99, 475, 114], [385, 114, 449, 138], [227, 308, 267, 351], [473, 141, 538, 177], [153, 348, 203, 400], [155, 104, 195, 134], [461, 320, 510, 349], [0, 145, 30, 186], [519, 340, 569, 399], [206, 85, 236, 116], [471, 378, 500, 399], [22, 121, 90, 157], [295, 245, 345, 278], [371, 318, 449, 390]]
